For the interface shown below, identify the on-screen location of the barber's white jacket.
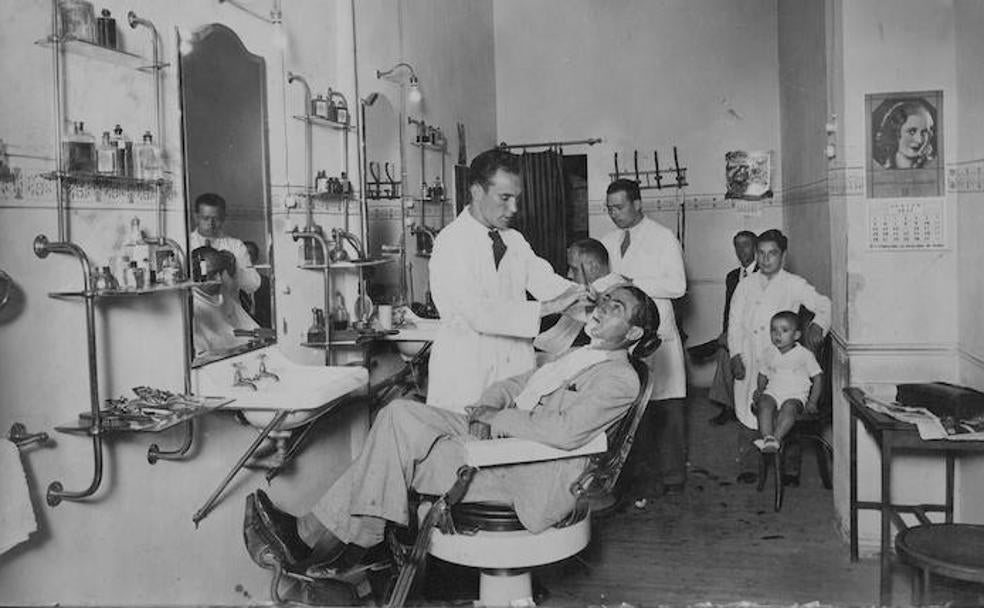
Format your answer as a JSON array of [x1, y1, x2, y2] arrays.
[[427, 208, 573, 411], [601, 216, 687, 401]]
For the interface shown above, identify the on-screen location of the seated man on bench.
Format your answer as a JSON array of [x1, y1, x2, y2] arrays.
[[245, 284, 661, 579]]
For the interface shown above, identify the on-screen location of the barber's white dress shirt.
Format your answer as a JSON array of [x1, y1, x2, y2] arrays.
[[428, 207, 574, 412], [189, 230, 261, 294], [601, 216, 687, 401], [728, 269, 831, 429]]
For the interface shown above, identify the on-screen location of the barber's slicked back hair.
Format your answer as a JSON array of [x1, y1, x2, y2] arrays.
[[195, 192, 227, 214], [606, 178, 641, 202], [468, 148, 521, 189], [734, 230, 758, 243], [772, 309, 802, 331], [757, 228, 788, 252], [570, 237, 609, 268], [619, 284, 662, 360]]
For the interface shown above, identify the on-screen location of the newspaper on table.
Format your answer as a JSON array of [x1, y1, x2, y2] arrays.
[[862, 395, 984, 441]]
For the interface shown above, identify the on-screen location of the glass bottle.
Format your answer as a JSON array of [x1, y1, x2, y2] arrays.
[[340, 171, 352, 197], [306, 307, 326, 344], [92, 266, 119, 291], [314, 170, 328, 193], [331, 292, 349, 331], [325, 92, 338, 122], [312, 94, 328, 119], [432, 176, 444, 202], [58, 0, 96, 42], [112, 124, 133, 177], [96, 131, 117, 174], [96, 9, 117, 49], [334, 94, 349, 125], [63, 121, 96, 173], [134, 131, 161, 180]]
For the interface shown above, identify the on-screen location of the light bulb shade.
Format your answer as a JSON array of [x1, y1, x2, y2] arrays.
[[407, 77, 422, 104]]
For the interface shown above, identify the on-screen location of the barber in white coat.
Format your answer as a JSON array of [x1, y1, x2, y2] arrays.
[[601, 179, 688, 501], [428, 149, 588, 412]]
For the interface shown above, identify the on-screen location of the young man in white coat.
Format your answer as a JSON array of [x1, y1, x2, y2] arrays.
[[601, 179, 688, 503], [427, 149, 588, 412]]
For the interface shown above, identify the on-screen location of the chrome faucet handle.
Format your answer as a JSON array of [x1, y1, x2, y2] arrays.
[[232, 362, 258, 391], [253, 354, 280, 383]]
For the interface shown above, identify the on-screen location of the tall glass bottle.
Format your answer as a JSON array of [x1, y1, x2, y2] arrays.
[[134, 131, 161, 180], [63, 121, 95, 173]]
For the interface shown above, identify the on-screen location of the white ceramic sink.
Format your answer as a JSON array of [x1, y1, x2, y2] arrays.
[[385, 318, 440, 360], [193, 347, 368, 429]]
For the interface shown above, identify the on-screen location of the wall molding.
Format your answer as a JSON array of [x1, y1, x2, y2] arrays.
[[0, 169, 176, 209]]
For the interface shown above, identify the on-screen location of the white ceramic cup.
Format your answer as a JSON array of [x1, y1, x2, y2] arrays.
[[378, 304, 393, 330]]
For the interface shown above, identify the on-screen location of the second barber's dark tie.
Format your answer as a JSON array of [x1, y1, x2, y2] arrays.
[[489, 230, 507, 270], [620, 229, 631, 257]]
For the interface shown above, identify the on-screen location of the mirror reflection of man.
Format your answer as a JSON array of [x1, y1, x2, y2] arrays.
[[189, 193, 261, 296], [427, 148, 590, 412], [191, 246, 259, 355]]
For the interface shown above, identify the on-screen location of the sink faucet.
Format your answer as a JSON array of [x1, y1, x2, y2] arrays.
[[330, 228, 366, 262], [253, 353, 280, 383], [232, 362, 258, 391]]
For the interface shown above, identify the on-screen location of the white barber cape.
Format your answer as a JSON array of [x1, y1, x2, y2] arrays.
[[533, 273, 627, 356], [428, 207, 574, 412], [601, 216, 687, 401], [727, 269, 831, 429], [190, 230, 261, 294]]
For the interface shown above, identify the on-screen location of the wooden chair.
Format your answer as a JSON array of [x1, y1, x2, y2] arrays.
[[386, 359, 656, 607]]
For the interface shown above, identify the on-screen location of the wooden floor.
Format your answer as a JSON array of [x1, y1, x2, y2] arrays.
[[419, 390, 983, 607]]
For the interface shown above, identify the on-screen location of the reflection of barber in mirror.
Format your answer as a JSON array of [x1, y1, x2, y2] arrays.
[[427, 148, 592, 412], [191, 246, 259, 355], [189, 193, 261, 295], [534, 238, 628, 357], [873, 99, 936, 169], [240, 240, 272, 328]]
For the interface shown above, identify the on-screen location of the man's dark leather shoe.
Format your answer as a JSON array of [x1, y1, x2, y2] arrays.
[[254, 489, 311, 565]]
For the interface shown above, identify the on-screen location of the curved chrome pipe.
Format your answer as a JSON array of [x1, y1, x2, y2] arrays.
[[34, 235, 102, 506], [287, 72, 315, 231], [291, 228, 331, 365]]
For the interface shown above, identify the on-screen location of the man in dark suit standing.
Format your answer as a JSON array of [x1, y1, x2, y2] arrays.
[[707, 230, 758, 425]]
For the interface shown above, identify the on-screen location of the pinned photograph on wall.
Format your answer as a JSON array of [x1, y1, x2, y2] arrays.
[[724, 150, 772, 200], [866, 90, 943, 198]]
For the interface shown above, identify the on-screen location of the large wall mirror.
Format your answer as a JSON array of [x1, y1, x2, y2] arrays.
[[362, 92, 403, 302], [179, 24, 276, 366]]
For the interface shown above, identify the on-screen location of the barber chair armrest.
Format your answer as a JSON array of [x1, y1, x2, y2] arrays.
[[463, 433, 607, 468]]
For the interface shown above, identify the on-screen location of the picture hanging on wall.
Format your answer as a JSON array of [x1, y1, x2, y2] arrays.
[[724, 150, 772, 200], [866, 90, 943, 198]]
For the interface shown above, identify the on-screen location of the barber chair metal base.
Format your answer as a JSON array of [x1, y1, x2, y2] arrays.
[[430, 517, 590, 606]]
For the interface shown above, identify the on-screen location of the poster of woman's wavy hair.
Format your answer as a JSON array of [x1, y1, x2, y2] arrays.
[[866, 90, 943, 198]]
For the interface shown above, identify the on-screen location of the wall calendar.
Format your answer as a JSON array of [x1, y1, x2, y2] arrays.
[[867, 198, 945, 250]]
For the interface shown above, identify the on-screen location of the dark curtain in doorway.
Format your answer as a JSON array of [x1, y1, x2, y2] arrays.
[[514, 150, 568, 273]]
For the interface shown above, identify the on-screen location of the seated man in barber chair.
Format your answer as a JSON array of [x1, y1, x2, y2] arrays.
[[191, 245, 259, 355], [245, 284, 661, 585]]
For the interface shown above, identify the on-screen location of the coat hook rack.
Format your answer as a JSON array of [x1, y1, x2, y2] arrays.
[[610, 147, 688, 190]]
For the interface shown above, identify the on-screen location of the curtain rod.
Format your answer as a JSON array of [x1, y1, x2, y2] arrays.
[[217, 0, 275, 24], [498, 137, 602, 151]]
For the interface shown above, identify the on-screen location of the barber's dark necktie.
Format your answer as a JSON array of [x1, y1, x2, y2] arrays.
[[489, 230, 507, 270], [620, 230, 631, 257]]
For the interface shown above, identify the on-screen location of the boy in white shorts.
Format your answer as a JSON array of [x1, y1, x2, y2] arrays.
[[752, 310, 823, 453]]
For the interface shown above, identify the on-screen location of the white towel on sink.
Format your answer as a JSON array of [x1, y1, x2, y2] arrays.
[[0, 438, 37, 555]]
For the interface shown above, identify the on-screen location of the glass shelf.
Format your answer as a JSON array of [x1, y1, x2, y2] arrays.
[[55, 396, 233, 436], [292, 114, 353, 131], [35, 35, 168, 72], [49, 280, 218, 299], [297, 258, 394, 270], [41, 171, 169, 188], [305, 190, 353, 202], [302, 329, 398, 348], [410, 140, 447, 152], [412, 197, 450, 204]]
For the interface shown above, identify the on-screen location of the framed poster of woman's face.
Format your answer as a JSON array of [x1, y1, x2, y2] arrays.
[[866, 90, 943, 198]]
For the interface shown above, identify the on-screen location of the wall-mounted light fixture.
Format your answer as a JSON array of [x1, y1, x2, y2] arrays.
[[376, 62, 422, 104]]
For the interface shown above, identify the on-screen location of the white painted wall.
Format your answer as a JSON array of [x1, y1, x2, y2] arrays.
[[493, 0, 785, 378]]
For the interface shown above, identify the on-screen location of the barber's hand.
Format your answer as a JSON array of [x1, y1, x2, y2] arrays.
[[540, 285, 589, 317], [464, 405, 500, 425], [730, 354, 746, 380], [803, 322, 824, 354]]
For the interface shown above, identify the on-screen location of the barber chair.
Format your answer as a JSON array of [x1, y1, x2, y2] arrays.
[[388, 359, 655, 607]]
